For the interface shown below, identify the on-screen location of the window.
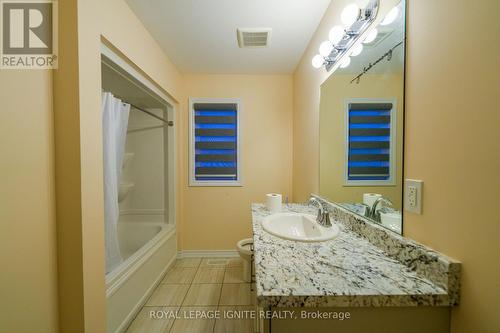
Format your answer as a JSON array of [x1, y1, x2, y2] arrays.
[[345, 100, 396, 186], [189, 98, 241, 186]]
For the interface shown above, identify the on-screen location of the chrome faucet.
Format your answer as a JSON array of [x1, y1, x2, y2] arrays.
[[308, 197, 332, 227], [361, 203, 372, 218], [369, 197, 393, 222]]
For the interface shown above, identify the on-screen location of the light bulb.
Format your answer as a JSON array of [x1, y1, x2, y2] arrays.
[[363, 28, 378, 44], [380, 7, 399, 26], [339, 56, 351, 68], [341, 4, 360, 26], [350, 43, 363, 57], [319, 41, 334, 57], [328, 25, 345, 45], [312, 54, 324, 69]]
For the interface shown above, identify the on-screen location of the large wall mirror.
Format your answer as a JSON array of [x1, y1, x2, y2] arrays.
[[319, 0, 406, 234]]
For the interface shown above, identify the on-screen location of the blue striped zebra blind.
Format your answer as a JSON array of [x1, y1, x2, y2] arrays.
[[348, 102, 392, 181], [194, 103, 238, 181]]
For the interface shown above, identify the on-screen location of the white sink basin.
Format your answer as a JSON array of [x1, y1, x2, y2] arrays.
[[380, 212, 402, 233], [261, 213, 340, 242]]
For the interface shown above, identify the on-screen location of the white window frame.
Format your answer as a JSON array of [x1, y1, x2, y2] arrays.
[[189, 97, 242, 187], [343, 98, 397, 187]]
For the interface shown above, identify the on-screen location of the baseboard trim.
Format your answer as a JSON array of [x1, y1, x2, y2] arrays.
[[177, 250, 239, 258]]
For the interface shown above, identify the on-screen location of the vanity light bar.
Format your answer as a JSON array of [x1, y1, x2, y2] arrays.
[[312, 0, 380, 72]]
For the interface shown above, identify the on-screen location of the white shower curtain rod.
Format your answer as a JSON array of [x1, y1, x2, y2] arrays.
[[115, 96, 173, 127]]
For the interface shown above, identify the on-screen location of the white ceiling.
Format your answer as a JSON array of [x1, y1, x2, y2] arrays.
[[125, 0, 332, 74]]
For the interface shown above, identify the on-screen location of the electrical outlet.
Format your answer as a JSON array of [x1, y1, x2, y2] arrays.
[[408, 186, 417, 207], [405, 179, 423, 214]]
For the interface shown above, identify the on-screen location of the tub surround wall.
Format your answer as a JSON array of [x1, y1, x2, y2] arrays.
[[120, 109, 166, 214], [252, 202, 460, 308]]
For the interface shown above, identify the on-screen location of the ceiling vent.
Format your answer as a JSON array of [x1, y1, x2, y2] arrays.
[[237, 28, 271, 48], [364, 29, 393, 48]]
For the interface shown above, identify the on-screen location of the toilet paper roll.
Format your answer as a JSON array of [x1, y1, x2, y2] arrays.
[[363, 193, 382, 207], [266, 193, 282, 214]]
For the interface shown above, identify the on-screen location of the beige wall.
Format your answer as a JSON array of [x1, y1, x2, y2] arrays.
[[403, 0, 500, 331], [0, 72, 58, 332], [53, 1, 85, 330], [182, 74, 293, 250], [319, 73, 404, 209], [294, 0, 500, 331]]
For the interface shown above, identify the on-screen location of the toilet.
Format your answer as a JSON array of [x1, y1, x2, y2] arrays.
[[236, 238, 253, 282]]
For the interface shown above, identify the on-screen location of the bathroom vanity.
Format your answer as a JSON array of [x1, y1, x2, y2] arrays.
[[252, 2, 461, 330], [251, 197, 460, 333]]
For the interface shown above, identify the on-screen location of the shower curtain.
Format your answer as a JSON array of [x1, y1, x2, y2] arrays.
[[102, 92, 130, 273]]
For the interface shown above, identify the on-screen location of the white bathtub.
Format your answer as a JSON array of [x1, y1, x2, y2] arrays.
[[118, 222, 163, 260], [106, 220, 177, 333]]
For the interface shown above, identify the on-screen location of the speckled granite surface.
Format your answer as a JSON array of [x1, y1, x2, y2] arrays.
[[252, 201, 460, 308]]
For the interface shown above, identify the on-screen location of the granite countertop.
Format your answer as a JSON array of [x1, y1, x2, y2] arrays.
[[252, 202, 460, 308]]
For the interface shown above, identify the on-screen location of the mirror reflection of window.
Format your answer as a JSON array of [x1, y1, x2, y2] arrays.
[[345, 100, 396, 186], [319, 0, 405, 234]]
